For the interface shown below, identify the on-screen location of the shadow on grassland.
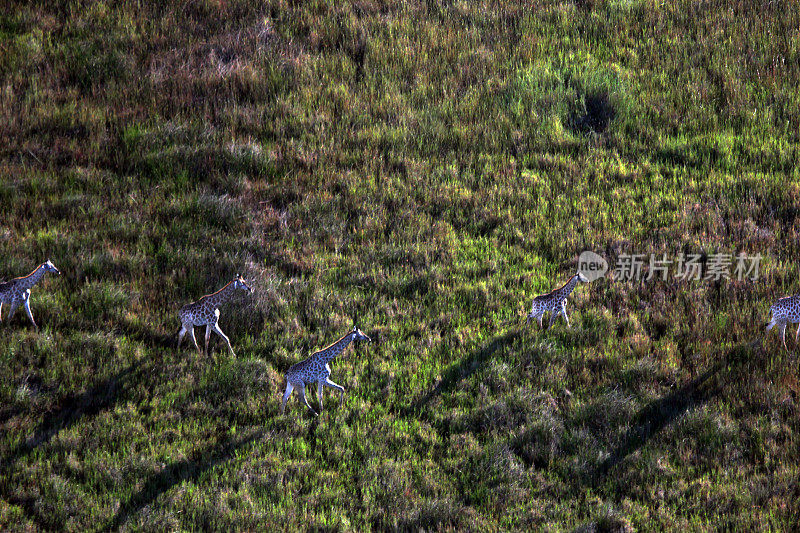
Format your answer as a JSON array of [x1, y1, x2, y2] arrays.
[[402, 330, 522, 417], [114, 312, 189, 352], [0, 363, 147, 531], [594, 340, 763, 482], [1, 366, 141, 471], [107, 430, 267, 531], [0, 405, 22, 425]]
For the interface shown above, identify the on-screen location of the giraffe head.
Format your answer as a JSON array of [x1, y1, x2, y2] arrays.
[[351, 326, 371, 343], [576, 272, 589, 283], [233, 274, 252, 293], [43, 259, 61, 275]]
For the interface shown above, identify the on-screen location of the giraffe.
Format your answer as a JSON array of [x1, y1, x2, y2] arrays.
[[281, 326, 372, 416], [177, 274, 252, 356], [527, 272, 589, 329], [0, 260, 61, 331], [766, 295, 800, 351]]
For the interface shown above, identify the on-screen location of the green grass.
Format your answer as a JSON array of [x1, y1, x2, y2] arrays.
[[2, 0, 800, 530]]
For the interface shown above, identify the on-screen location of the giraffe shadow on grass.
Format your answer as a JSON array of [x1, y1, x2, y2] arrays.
[[107, 429, 267, 530], [402, 330, 522, 417], [593, 340, 762, 483], [116, 316, 180, 352], [0, 363, 149, 530], [1, 365, 142, 471], [0, 405, 22, 426]]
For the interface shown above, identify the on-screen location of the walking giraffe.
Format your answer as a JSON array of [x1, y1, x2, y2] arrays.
[[527, 272, 589, 329], [0, 260, 61, 331], [281, 326, 372, 416], [177, 274, 252, 356], [766, 295, 800, 350]]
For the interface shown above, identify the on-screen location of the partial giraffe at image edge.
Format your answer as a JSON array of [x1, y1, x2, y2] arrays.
[[766, 294, 800, 351], [0, 259, 61, 331]]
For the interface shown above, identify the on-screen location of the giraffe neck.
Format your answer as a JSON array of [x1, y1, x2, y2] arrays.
[[205, 281, 236, 308], [556, 275, 580, 300], [316, 333, 354, 364], [18, 265, 47, 290]]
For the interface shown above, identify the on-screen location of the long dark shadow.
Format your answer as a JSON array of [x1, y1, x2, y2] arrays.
[[594, 341, 760, 481], [1, 366, 140, 471], [0, 405, 22, 425], [107, 430, 266, 531], [117, 317, 179, 351], [402, 330, 521, 416], [0, 364, 147, 532]]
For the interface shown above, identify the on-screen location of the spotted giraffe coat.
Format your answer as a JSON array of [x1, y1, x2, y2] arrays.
[[0, 260, 61, 330], [527, 272, 589, 329], [281, 326, 371, 416], [177, 275, 252, 355], [766, 295, 800, 350]]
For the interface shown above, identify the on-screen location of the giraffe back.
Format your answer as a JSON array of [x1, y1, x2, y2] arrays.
[[771, 295, 800, 321], [533, 292, 561, 312], [179, 299, 201, 314], [195, 294, 217, 309], [0, 279, 26, 303], [536, 277, 575, 309], [286, 354, 328, 384], [179, 298, 219, 325]]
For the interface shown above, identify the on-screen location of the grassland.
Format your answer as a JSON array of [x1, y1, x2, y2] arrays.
[[2, 0, 800, 530]]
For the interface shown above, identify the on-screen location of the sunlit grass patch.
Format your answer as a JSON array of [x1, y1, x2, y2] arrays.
[[2, 0, 800, 529], [505, 53, 637, 146]]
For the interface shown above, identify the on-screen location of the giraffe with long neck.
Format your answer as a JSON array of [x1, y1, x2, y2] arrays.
[[177, 274, 252, 356], [0, 260, 61, 330], [527, 272, 589, 329], [281, 326, 372, 416]]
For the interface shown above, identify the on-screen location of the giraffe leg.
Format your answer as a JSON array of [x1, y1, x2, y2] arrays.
[[205, 324, 212, 356], [177, 325, 188, 348], [187, 327, 201, 354], [281, 381, 295, 415], [780, 322, 788, 351], [0, 302, 3, 322], [322, 378, 346, 408], [548, 310, 558, 329], [538, 313, 543, 329], [795, 322, 800, 346], [561, 302, 570, 328], [211, 323, 235, 356], [23, 299, 38, 331], [297, 383, 317, 416], [7, 301, 19, 321], [317, 381, 324, 412]]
